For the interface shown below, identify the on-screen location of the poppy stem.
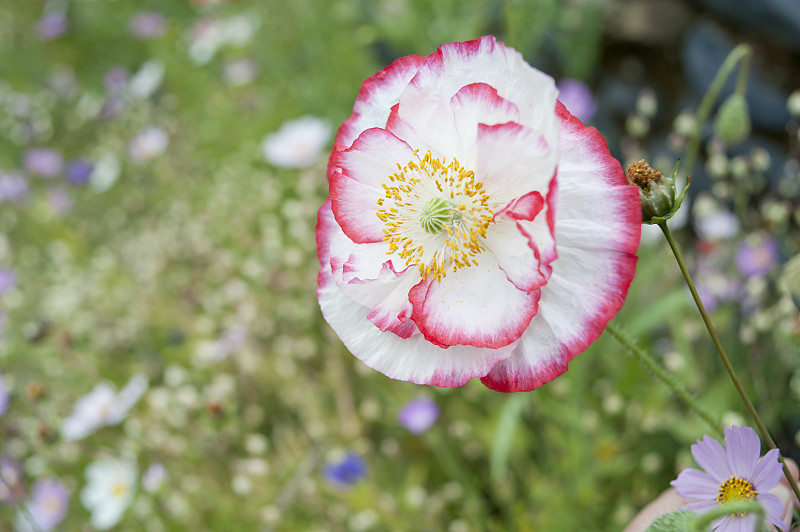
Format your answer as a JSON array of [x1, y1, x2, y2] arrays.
[[658, 221, 800, 504], [605, 322, 721, 436]]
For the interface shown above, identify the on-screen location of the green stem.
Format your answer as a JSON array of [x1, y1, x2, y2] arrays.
[[689, 500, 765, 532], [683, 44, 752, 177], [659, 221, 800, 504], [605, 322, 721, 436]]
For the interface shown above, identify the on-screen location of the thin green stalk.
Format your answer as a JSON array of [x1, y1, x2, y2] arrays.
[[690, 500, 765, 532], [659, 221, 800, 504], [605, 322, 721, 435], [683, 44, 752, 176]]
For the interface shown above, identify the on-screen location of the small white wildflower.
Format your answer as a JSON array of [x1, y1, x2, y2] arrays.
[[127, 61, 164, 100], [80, 457, 137, 530], [128, 127, 168, 163], [261, 116, 331, 169], [61, 374, 148, 441]]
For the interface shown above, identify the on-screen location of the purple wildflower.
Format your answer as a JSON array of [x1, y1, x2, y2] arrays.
[[36, 12, 68, 40], [670, 425, 787, 532], [397, 397, 439, 435], [0, 371, 8, 417], [0, 458, 26, 504], [556, 79, 597, 123], [104, 67, 129, 96], [735, 234, 779, 278], [323, 453, 366, 488], [16, 478, 69, 532], [129, 12, 166, 39], [65, 159, 93, 185], [23, 148, 63, 178], [0, 267, 15, 297], [0, 172, 29, 203]]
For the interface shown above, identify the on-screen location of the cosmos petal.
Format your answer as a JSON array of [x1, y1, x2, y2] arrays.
[[691, 434, 731, 483], [670, 468, 720, 499], [756, 493, 788, 530], [724, 425, 760, 479], [749, 449, 782, 492]]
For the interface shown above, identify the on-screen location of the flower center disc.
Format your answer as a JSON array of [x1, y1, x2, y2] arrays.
[[716, 476, 756, 505], [376, 151, 493, 281]]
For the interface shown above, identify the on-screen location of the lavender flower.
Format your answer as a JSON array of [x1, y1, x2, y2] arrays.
[[556, 79, 597, 123], [103, 67, 129, 96], [735, 234, 779, 278], [36, 12, 68, 40], [23, 148, 62, 178], [0, 267, 15, 297], [323, 453, 366, 488], [397, 398, 439, 435], [65, 159, 93, 185], [670, 425, 787, 532], [16, 479, 69, 532], [0, 172, 30, 203], [0, 371, 8, 417], [0, 458, 25, 504], [129, 12, 166, 39]]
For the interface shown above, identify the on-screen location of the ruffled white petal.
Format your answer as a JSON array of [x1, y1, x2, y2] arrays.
[[317, 267, 515, 386], [480, 103, 640, 392]]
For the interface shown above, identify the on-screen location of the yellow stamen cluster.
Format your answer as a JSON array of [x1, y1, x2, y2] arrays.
[[376, 151, 493, 281], [716, 476, 756, 506]]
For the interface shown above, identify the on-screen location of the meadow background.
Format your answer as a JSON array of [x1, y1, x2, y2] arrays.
[[1, 0, 799, 530]]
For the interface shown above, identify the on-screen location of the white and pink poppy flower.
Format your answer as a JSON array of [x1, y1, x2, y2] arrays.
[[316, 36, 641, 392]]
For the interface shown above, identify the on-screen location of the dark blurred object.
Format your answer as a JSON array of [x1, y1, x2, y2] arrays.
[[606, 0, 693, 45], [691, 0, 800, 52]]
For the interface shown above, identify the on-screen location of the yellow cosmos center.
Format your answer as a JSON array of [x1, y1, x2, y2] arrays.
[[716, 476, 756, 505], [376, 151, 493, 281]]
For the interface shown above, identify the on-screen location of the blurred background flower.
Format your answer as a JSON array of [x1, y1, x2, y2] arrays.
[[323, 452, 366, 488], [397, 397, 439, 435], [15, 478, 69, 532], [261, 116, 331, 168], [80, 458, 137, 530]]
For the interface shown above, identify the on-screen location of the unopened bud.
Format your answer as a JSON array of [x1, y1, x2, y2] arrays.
[[714, 94, 750, 145], [626, 159, 676, 223]]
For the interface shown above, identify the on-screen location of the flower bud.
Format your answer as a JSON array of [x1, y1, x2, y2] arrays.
[[626, 159, 677, 223], [713, 94, 750, 146]]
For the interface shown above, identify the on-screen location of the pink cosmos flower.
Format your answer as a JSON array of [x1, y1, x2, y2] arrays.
[[670, 425, 787, 531], [316, 36, 641, 392]]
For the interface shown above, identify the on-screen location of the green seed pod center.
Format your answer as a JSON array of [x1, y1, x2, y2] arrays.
[[420, 197, 460, 234]]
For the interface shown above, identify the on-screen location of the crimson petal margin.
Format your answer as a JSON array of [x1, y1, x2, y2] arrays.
[[330, 128, 418, 244], [409, 254, 541, 349], [480, 102, 641, 392], [328, 54, 426, 180]]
